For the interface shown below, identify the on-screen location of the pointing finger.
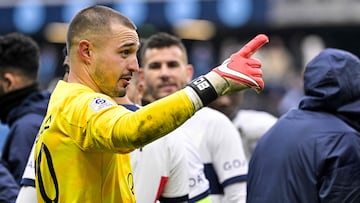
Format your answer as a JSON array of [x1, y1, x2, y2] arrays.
[[238, 34, 269, 58]]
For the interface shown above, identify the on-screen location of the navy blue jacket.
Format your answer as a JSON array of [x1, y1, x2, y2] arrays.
[[1, 89, 50, 184], [247, 48, 360, 203], [0, 160, 19, 203]]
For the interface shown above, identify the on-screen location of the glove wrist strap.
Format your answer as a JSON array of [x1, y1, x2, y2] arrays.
[[187, 76, 218, 106]]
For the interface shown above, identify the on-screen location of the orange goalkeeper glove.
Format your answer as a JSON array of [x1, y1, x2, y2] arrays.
[[212, 34, 269, 93], [187, 34, 269, 107]]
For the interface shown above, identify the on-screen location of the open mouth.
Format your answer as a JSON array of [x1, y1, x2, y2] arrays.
[[120, 75, 132, 83]]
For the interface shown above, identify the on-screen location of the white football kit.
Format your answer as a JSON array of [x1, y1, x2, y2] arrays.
[[131, 128, 210, 203], [127, 104, 210, 203], [131, 131, 189, 202], [180, 107, 248, 203]]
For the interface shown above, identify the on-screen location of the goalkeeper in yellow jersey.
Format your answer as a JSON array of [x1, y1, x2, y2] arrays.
[[34, 5, 269, 203]]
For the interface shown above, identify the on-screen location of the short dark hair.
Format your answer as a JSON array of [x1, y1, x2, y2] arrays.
[[0, 32, 40, 80], [140, 32, 188, 67], [67, 5, 137, 54]]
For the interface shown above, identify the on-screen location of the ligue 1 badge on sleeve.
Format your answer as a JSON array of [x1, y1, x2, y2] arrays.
[[89, 97, 116, 112]]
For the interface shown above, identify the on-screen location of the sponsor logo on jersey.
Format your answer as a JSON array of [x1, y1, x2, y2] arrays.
[[89, 98, 115, 112], [223, 159, 247, 171]]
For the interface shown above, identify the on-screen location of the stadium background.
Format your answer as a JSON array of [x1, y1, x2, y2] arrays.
[[1, 0, 360, 117]]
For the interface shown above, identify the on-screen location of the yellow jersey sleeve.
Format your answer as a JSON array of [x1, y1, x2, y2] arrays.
[[51, 81, 195, 153]]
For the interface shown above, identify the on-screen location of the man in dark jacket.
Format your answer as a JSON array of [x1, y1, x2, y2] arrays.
[[0, 32, 50, 184], [247, 48, 360, 203]]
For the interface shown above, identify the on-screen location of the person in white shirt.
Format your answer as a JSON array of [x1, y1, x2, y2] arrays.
[[140, 32, 250, 203], [209, 92, 277, 159]]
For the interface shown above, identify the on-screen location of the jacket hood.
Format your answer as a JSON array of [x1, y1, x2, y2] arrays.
[[299, 48, 360, 130]]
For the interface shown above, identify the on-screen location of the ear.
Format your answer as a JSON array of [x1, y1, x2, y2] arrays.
[[186, 64, 194, 81], [1, 72, 16, 93], [78, 40, 92, 64]]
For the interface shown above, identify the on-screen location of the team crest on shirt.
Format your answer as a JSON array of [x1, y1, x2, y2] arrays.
[[89, 98, 115, 112]]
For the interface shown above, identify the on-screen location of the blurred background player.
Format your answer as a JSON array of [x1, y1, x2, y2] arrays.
[[209, 91, 277, 159], [140, 32, 251, 202]]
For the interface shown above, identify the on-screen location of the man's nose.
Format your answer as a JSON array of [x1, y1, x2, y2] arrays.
[[129, 57, 140, 72], [159, 64, 171, 75]]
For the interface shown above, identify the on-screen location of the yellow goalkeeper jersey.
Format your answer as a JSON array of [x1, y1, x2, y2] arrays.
[[34, 81, 194, 203]]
